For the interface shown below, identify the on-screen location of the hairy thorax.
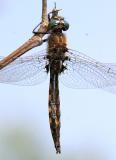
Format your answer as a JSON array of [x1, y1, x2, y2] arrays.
[[47, 32, 67, 59]]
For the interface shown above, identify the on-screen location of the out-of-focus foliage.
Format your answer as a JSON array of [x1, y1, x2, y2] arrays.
[[0, 126, 106, 160], [0, 126, 45, 160]]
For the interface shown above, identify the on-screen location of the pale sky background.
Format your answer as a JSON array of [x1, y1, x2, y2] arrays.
[[0, 0, 116, 160]]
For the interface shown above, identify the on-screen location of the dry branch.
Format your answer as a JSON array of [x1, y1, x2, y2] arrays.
[[0, 0, 48, 69]]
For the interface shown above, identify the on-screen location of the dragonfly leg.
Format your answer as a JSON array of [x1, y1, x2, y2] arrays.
[[60, 65, 67, 73], [42, 38, 48, 42], [45, 64, 49, 73]]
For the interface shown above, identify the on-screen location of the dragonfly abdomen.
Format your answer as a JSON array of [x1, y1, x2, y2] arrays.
[[48, 73, 61, 153]]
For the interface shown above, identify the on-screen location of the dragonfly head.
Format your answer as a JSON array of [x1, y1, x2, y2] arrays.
[[48, 3, 69, 32], [49, 2, 61, 17]]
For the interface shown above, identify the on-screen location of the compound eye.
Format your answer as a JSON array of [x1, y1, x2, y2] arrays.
[[62, 20, 69, 31]]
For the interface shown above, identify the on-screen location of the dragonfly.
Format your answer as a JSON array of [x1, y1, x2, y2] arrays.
[[1, 6, 116, 153]]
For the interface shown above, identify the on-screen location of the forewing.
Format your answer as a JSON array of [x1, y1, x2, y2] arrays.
[[0, 51, 48, 86], [60, 49, 116, 92]]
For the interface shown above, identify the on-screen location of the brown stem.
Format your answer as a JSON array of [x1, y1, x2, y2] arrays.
[[42, 0, 48, 23], [0, 0, 48, 69]]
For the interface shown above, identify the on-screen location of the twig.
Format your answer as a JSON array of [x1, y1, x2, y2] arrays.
[[0, 0, 48, 69]]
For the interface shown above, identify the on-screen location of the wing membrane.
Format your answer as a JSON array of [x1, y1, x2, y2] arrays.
[[60, 49, 116, 92], [0, 51, 48, 85], [1, 48, 116, 91]]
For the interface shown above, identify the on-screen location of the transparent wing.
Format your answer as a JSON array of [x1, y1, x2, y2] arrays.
[[0, 51, 48, 86], [60, 49, 116, 92]]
